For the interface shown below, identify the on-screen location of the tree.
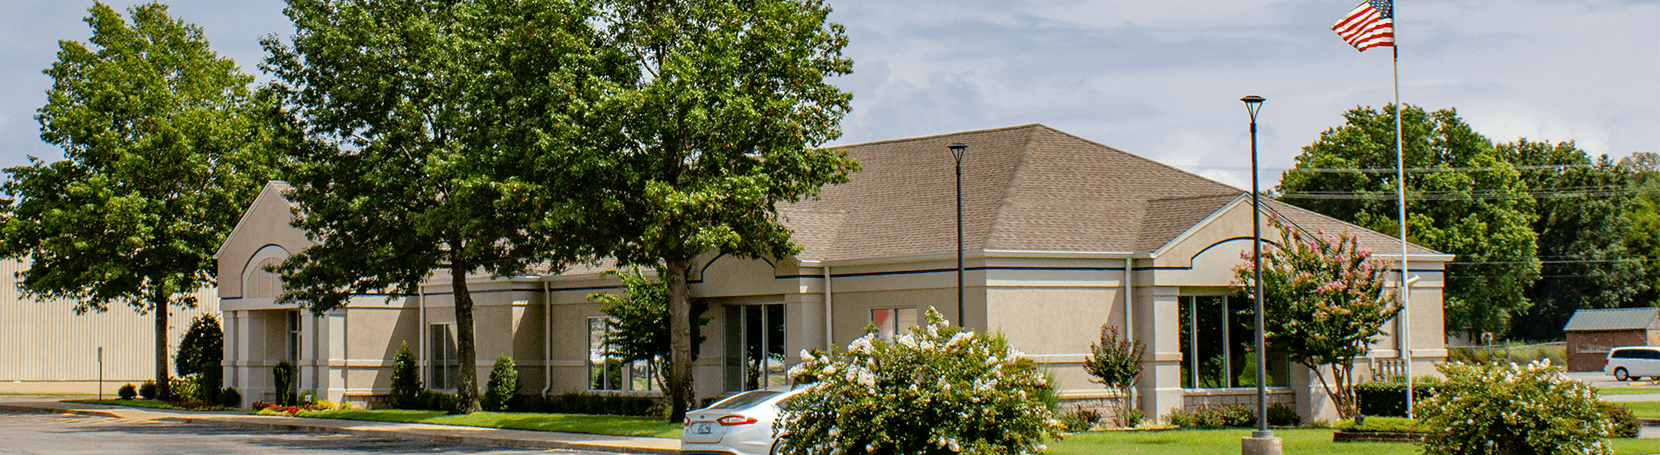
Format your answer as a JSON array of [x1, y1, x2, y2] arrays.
[[1503, 140, 1644, 340], [1082, 325, 1143, 427], [0, 2, 273, 400], [176, 314, 225, 402], [589, 0, 860, 422], [264, 0, 623, 412], [781, 308, 1059, 455], [1278, 105, 1538, 338], [1619, 152, 1660, 307], [589, 269, 706, 394], [1233, 217, 1399, 418]]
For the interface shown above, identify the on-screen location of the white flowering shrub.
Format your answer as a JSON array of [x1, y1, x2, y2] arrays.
[[1420, 360, 1612, 455], [779, 307, 1061, 455]]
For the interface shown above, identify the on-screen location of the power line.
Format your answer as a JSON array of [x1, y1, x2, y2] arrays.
[[1285, 163, 1604, 174]]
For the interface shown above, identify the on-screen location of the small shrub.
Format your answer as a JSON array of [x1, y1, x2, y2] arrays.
[[1420, 360, 1612, 455], [1115, 406, 1145, 428], [1162, 405, 1254, 428], [170, 376, 200, 403], [219, 387, 242, 408], [1333, 416, 1430, 433], [1355, 376, 1440, 417], [1601, 402, 1640, 438], [1266, 402, 1300, 427], [417, 390, 460, 414], [389, 342, 422, 409], [780, 307, 1060, 454], [1061, 408, 1100, 432], [273, 361, 296, 406], [139, 380, 157, 400], [481, 356, 518, 412], [118, 383, 137, 400]]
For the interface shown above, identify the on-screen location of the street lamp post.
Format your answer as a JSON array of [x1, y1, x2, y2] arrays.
[[1240, 95, 1280, 455], [949, 143, 967, 327]]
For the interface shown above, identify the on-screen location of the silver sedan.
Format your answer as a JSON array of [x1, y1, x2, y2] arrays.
[[681, 388, 803, 455]]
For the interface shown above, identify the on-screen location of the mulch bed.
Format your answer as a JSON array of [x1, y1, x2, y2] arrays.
[[1332, 430, 1425, 443]]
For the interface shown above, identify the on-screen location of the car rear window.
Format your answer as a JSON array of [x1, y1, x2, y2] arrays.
[[1613, 348, 1660, 359], [707, 390, 781, 410]]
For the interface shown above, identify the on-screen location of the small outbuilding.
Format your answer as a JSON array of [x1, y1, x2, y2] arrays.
[[1564, 308, 1660, 371]]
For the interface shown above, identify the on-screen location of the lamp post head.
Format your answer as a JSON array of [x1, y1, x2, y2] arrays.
[[1240, 95, 1265, 123], [948, 143, 967, 163]]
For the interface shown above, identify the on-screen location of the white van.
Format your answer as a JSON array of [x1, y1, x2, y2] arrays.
[[1605, 346, 1660, 381]]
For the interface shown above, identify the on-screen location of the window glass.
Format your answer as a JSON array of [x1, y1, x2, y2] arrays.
[[1179, 295, 1289, 388], [708, 390, 781, 410], [588, 316, 654, 392], [429, 324, 458, 390], [871, 307, 919, 339]]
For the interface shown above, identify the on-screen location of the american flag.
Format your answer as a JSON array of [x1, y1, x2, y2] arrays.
[[1333, 0, 1394, 52]]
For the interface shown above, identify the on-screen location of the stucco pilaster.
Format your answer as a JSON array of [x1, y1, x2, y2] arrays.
[[1134, 285, 1183, 423]]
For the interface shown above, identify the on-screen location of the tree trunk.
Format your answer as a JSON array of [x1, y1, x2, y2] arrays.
[[451, 263, 481, 413], [153, 289, 172, 400], [666, 256, 693, 423]]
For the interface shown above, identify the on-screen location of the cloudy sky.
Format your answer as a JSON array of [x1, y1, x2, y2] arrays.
[[1, 0, 1654, 189]]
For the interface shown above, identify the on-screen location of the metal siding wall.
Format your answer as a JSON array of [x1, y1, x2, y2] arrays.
[[0, 258, 220, 381]]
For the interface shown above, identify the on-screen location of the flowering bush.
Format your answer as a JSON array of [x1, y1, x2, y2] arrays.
[[779, 307, 1060, 455], [1419, 360, 1612, 455], [250, 399, 353, 416]]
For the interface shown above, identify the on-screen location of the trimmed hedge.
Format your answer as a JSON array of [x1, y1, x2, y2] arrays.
[[1356, 376, 1440, 417], [511, 392, 660, 417]]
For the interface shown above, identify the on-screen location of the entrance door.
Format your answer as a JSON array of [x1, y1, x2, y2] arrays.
[[724, 304, 786, 392]]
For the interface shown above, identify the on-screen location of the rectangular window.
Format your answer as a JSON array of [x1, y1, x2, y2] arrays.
[[587, 316, 658, 392], [429, 324, 458, 391], [286, 310, 302, 362], [1179, 295, 1290, 388], [871, 308, 919, 339], [726, 304, 788, 392]]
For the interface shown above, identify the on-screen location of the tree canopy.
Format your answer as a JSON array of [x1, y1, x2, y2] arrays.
[[583, 0, 860, 422], [264, 0, 625, 412], [1, 2, 273, 399], [1278, 105, 1538, 337], [1502, 140, 1644, 339]]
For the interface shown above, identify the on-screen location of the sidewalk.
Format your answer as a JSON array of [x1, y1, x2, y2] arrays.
[[0, 396, 682, 455]]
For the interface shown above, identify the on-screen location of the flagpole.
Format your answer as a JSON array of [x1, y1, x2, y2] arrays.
[[1394, 39, 1414, 419]]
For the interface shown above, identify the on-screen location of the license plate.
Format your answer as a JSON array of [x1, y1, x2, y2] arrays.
[[694, 423, 713, 434]]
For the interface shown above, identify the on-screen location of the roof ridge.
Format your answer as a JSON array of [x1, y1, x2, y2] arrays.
[[1149, 192, 1246, 203], [982, 127, 1041, 248], [1034, 125, 1243, 192], [830, 124, 1046, 149]]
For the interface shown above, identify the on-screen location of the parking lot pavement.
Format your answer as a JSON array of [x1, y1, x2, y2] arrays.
[[0, 409, 619, 455]]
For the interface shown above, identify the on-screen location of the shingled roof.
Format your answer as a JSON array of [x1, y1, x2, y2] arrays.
[[781, 124, 1441, 262]]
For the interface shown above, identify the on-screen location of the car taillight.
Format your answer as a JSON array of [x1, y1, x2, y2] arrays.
[[717, 415, 757, 426]]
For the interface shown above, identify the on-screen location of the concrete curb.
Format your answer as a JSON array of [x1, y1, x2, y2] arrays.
[[0, 401, 682, 455], [0, 403, 124, 419]]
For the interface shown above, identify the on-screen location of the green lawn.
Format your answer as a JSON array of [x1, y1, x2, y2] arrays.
[[1045, 429, 1660, 455], [1600, 388, 1660, 396], [1619, 401, 1660, 418], [296, 410, 683, 438]]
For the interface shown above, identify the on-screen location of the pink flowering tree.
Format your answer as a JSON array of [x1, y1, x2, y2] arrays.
[[1233, 216, 1399, 418]]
